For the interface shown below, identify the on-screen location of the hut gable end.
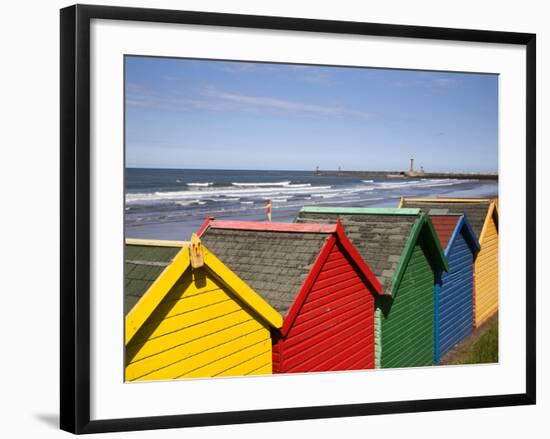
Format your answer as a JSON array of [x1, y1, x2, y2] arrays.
[[428, 215, 480, 362], [400, 199, 493, 239], [198, 219, 381, 374], [280, 240, 376, 372], [125, 269, 273, 381], [124, 239, 283, 381], [296, 211, 418, 294]]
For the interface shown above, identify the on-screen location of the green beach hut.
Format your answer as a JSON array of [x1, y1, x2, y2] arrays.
[[297, 207, 448, 369]]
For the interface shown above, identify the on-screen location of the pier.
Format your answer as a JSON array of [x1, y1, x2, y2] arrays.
[[314, 158, 498, 180], [314, 170, 498, 180]]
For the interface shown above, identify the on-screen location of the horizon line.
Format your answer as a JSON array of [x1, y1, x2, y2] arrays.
[[125, 165, 499, 174]]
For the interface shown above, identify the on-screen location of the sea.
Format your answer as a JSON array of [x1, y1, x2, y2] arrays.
[[125, 168, 498, 240]]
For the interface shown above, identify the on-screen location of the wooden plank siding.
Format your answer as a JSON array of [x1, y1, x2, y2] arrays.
[[126, 267, 272, 381], [436, 229, 474, 361], [378, 239, 435, 368], [474, 214, 499, 326], [276, 242, 376, 373], [296, 208, 448, 370]]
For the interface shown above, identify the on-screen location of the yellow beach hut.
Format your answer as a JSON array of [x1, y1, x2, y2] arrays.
[[124, 236, 283, 382], [399, 198, 499, 327]]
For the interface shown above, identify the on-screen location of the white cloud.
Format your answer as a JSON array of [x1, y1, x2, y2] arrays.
[[126, 82, 373, 120], [202, 86, 372, 119], [390, 75, 460, 89], [432, 77, 457, 87]]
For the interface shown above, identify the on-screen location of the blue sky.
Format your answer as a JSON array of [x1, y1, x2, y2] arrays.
[[125, 56, 498, 172]]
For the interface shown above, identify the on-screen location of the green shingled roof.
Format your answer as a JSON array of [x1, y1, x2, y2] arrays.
[[124, 244, 182, 315]]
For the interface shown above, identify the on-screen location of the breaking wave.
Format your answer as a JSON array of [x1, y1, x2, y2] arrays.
[[186, 182, 213, 187]]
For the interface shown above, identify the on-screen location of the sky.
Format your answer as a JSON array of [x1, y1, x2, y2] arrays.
[[125, 56, 498, 173]]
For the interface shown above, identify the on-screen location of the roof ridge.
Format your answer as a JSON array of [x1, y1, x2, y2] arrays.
[[388, 213, 448, 295], [125, 238, 190, 247], [427, 213, 463, 217], [209, 219, 337, 234], [300, 206, 420, 215], [402, 197, 493, 203]]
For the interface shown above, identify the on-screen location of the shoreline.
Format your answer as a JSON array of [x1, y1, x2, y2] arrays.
[[126, 182, 498, 241]]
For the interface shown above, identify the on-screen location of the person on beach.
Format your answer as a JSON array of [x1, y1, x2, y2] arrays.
[[264, 200, 272, 222]]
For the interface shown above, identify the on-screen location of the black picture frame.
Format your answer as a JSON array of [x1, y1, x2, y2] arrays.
[[60, 4, 536, 434]]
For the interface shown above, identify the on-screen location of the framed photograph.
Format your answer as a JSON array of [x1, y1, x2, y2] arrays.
[[60, 4, 536, 434]]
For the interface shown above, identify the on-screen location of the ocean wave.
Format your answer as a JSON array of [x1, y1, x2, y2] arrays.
[[312, 193, 344, 199], [126, 184, 334, 204], [175, 200, 201, 207], [126, 178, 472, 208], [126, 194, 391, 227], [285, 183, 311, 188], [186, 182, 213, 187], [232, 181, 291, 187], [372, 178, 468, 191], [361, 180, 374, 183]]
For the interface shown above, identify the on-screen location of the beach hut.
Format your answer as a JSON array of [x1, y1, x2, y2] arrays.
[[399, 198, 499, 327], [429, 214, 480, 362], [124, 237, 283, 382], [297, 207, 448, 369], [198, 219, 382, 373]]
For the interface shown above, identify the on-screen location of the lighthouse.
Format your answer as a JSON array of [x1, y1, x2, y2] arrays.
[[409, 157, 414, 173]]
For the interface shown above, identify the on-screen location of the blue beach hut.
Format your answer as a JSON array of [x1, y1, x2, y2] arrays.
[[430, 214, 480, 362]]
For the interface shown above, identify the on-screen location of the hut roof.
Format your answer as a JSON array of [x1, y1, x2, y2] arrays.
[[399, 198, 496, 239], [429, 215, 461, 250], [125, 240, 184, 315], [430, 214, 480, 255], [198, 220, 381, 317], [296, 207, 448, 295], [124, 238, 283, 344]]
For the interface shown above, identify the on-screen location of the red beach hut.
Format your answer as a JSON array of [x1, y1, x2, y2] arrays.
[[198, 219, 382, 374]]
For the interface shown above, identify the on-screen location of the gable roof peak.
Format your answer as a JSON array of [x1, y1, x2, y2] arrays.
[[399, 197, 496, 239], [296, 208, 447, 295], [199, 218, 381, 317], [125, 240, 283, 345], [430, 214, 480, 254]]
